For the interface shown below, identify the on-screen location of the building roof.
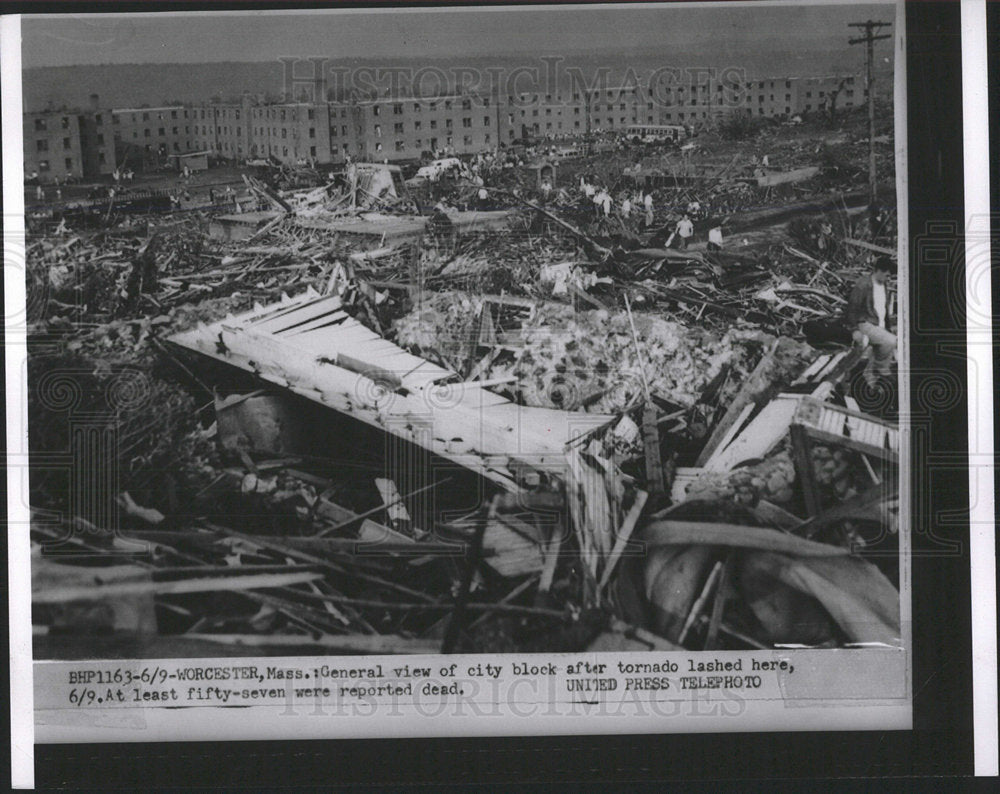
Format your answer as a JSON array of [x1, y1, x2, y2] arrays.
[[112, 105, 188, 114]]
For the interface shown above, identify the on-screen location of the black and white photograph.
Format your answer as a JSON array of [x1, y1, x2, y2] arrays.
[[5, 0, 929, 756]]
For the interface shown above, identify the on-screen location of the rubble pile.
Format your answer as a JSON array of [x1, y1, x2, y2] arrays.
[[28, 126, 902, 657]]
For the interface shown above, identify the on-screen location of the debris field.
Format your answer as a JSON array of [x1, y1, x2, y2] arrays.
[[28, 116, 901, 658]]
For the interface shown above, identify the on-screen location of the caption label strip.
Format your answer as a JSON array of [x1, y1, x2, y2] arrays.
[[36, 650, 907, 717]]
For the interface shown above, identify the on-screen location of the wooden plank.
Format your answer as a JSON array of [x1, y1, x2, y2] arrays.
[[696, 347, 777, 466], [799, 425, 899, 464], [703, 395, 802, 473], [374, 478, 412, 533], [599, 490, 649, 591], [842, 237, 896, 257], [789, 424, 822, 518], [697, 403, 753, 468], [642, 406, 665, 496]]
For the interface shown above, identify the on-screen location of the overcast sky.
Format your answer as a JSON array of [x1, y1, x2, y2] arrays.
[[21, 2, 894, 68]]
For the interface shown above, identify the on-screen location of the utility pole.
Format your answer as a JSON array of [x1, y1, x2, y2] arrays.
[[849, 19, 891, 204]]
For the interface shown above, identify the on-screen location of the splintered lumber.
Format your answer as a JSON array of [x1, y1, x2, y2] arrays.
[[375, 477, 413, 532], [206, 524, 438, 602], [32, 569, 323, 603], [599, 490, 649, 591], [792, 397, 899, 462], [642, 408, 666, 497], [842, 237, 896, 257], [789, 424, 822, 517], [678, 560, 723, 644], [316, 479, 448, 538], [696, 343, 779, 466], [703, 395, 802, 473], [184, 632, 440, 654]]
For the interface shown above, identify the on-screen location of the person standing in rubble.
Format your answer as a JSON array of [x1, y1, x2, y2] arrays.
[[846, 256, 896, 384], [643, 191, 654, 228], [707, 217, 724, 251], [675, 213, 694, 249], [621, 194, 632, 219]]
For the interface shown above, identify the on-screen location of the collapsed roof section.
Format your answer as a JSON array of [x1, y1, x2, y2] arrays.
[[168, 287, 619, 578]]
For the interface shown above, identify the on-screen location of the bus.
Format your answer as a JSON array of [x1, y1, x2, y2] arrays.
[[626, 125, 687, 144]]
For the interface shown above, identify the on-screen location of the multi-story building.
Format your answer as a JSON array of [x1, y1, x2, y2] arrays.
[[345, 94, 503, 162], [248, 101, 334, 165], [78, 108, 115, 178], [23, 110, 85, 182], [23, 70, 867, 181], [111, 105, 198, 170]]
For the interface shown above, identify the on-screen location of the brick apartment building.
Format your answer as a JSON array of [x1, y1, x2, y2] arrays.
[[111, 105, 200, 171], [23, 70, 868, 181]]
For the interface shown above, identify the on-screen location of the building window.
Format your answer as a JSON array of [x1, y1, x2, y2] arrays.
[[394, 122, 404, 133], [158, 127, 165, 135], [280, 109, 286, 120], [393, 103, 403, 114], [61, 116, 70, 129], [373, 106, 380, 116], [430, 119, 437, 129], [445, 100, 452, 110], [65, 157, 73, 169], [171, 110, 177, 119], [96, 134, 104, 145], [282, 129, 287, 139], [144, 129, 151, 137], [283, 146, 288, 156], [415, 138, 422, 148], [36, 139, 48, 152], [413, 102, 421, 112], [446, 119, 453, 129], [375, 142, 383, 152], [172, 126, 178, 134], [342, 125, 347, 135], [395, 140, 405, 152], [462, 117, 471, 128], [785, 94, 791, 101], [173, 142, 179, 151], [307, 109, 315, 120], [39, 159, 49, 171], [98, 152, 106, 164], [142, 112, 150, 121], [446, 135, 453, 146], [310, 146, 317, 157], [308, 127, 316, 138], [374, 124, 382, 137], [34, 118, 46, 131], [62, 137, 71, 149]]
